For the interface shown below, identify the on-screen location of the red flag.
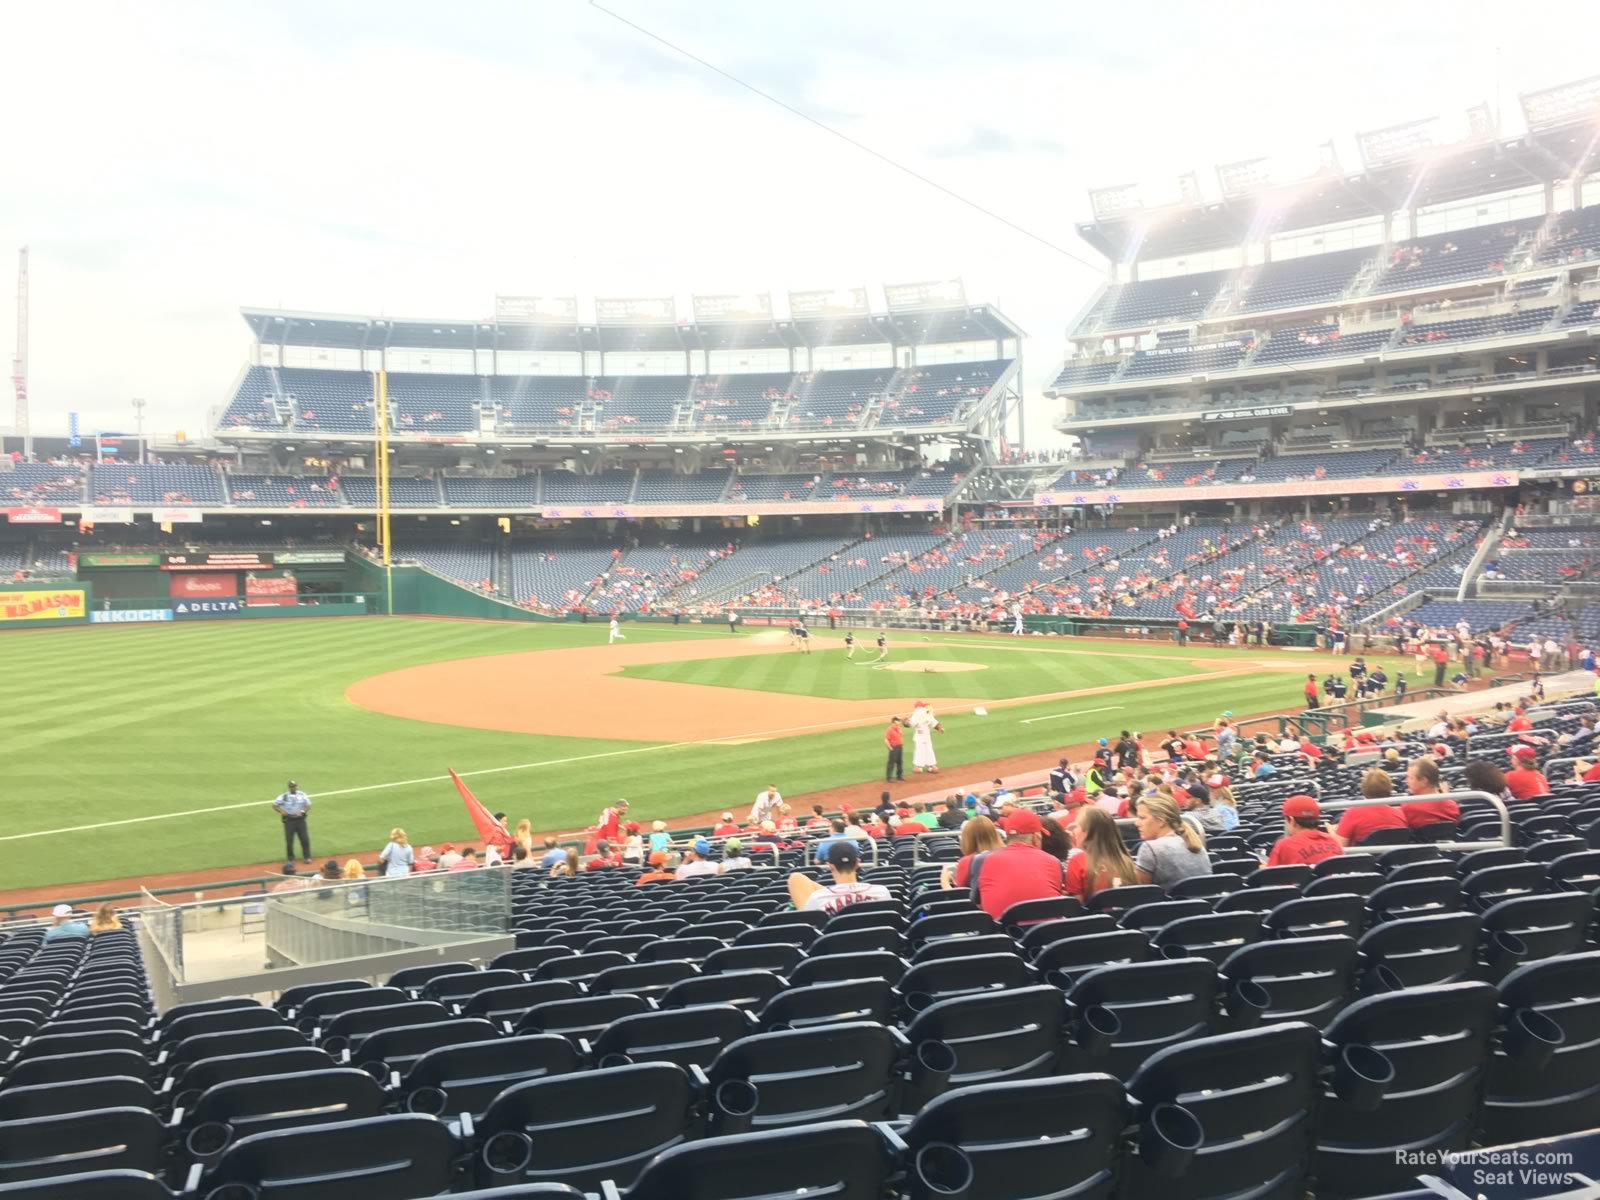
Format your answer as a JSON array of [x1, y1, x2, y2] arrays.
[[448, 769, 511, 855]]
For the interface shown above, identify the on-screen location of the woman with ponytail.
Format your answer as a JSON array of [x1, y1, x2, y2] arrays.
[[1133, 794, 1212, 890], [1065, 807, 1137, 902]]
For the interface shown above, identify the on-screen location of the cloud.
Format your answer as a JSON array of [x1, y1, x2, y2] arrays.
[[927, 126, 1020, 158]]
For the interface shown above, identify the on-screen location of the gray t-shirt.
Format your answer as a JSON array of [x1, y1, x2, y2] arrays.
[[1136, 833, 1212, 890]]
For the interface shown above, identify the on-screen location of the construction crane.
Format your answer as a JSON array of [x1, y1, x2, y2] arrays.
[[12, 246, 27, 459]]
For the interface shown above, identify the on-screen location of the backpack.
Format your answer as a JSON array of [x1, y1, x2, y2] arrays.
[[967, 849, 1065, 912]]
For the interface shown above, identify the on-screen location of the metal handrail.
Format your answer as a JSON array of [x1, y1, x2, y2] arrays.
[[1313, 789, 1512, 851]]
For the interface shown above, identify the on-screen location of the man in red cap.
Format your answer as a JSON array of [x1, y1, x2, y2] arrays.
[[1505, 744, 1550, 800], [1267, 795, 1342, 867], [950, 808, 1066, 920], [1401, 756, 1460, 830]]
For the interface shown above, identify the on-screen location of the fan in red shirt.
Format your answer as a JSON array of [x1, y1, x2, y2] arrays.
[[596, 799, 629, 844], [1400, 756, 1459, 831], [711, 812, 741, 837], [1506, 711, 1532, 733], [1333, 768, 1411, 847], [1063, 807, 1136, 902], [1505, 744, 1550, 800], [1267, 795, 1343, 867], [1578, 759, 1600, 785], [950, 809, 1067, 920], [890, 809, 924, 837]]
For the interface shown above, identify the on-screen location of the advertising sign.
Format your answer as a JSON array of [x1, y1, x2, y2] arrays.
[[152, 507, 204, 524], [275, 550, 346, 565], [884, 279, 966, 311], [5, 507, 61, 524], [170, 573, 237, 599], [80, 552, 161, 568], [1200, 405, 1294, 422], [173, 598, 243, 619], [90, 609, 173, 624], [161, 552, 274, 571], [495, 295, 578, 322], [79, 507, 137, 524], [594, 296, 677, 325], [246, 576, 298, 607], [1, 589, 86, 623], [692, 293, 773, 323], [788, 288, 868, 319]]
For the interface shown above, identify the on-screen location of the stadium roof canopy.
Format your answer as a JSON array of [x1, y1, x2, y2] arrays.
[[1077, 76, 1600, 265], [241, 301, 1022, 352]]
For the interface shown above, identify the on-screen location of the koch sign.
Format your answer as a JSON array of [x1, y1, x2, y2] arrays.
[[173, 598, 243, 619], [1200, 405, 1292, 422], [90, 609, 174, 624]]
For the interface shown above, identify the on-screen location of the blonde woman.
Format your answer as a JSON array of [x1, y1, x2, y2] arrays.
[[1133, 795, 1211, 890], [379, 828, 414, 877], [550, 847, 580, 878], [1066, 807, 1137, 902], [514, 819, 535, 857], [342, 859, 366, 881], [941, 814, 1004, 889], [88, 903, 123, 934]]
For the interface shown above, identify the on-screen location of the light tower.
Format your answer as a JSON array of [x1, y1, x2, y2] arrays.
[[11, 247, 27, 459]]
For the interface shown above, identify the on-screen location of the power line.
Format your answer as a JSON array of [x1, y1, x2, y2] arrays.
[[587, 1, 1102, 274]]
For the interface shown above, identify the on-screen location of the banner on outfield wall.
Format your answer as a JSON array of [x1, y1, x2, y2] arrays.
[[1, 589, 86, 623], [80, 552, 162, 568], [90, 609, 173, 624], [245, 575, 298, 606], [4, 507, 61, 524], [538, 498, 946, 520], [170, 573, 237, 599], [151, 508, 203, 524], [79, 507, 136, 524], [1033, 470, 1521, 509], [172, 598, 242, 619], [275, 550, 346, 565], [161, 552, 274, 571]]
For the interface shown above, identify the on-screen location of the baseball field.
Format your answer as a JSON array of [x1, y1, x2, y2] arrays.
[[3, 617, 1416, 892]]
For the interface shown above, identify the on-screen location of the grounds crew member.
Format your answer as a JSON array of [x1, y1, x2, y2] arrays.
[[273, 780, 312, 863]]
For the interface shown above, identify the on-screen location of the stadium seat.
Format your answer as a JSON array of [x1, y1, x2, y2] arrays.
[[588, 1005, 754, 1071], [610, 1119, 897, 1200], [1484, 951, 1600, 1143], [0, 1107, 165, 1184], [1061, 958, 1217, 1079], [398, 1034, 579, 1118], [657, 971, 784, 1014], [756, 979, 895, 1031], [173, 1068, 388, 1169], [1357, 912, 1481, 991], [1219, 935, 1359, 1029], [0, 1170, 177, 1199], [899, 985, 1066, 1112], [191, 1112, 458, 1198], [705, 1021, 903, 1133]]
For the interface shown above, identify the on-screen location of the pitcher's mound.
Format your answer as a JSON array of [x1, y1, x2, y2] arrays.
[[883, 660, 987, 674]]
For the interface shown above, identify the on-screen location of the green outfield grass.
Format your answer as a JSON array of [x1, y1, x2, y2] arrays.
[[3, 619, 1418, 892]]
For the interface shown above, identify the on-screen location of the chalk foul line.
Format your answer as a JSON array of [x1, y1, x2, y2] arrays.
[[1019, 705, 1125, 725]]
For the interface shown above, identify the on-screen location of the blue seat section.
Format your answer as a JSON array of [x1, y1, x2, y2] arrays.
[[1395, 307, 1556, 348], [1407, 599, 1535, 634], [541, 472, 634, 506], [1120, 339, 1248, 381], [1050, 359, 1121, 389], [88, 465, 225, 506], [444, 476, 543, 508], [219, 367, 288, 431], [880, 361, 1007, 426], [1076, 267, 1232, 332], [725, 474, 819, 503], [592, 377, 691, 433], [1, 465, 83, 506], [688, 374, 788, 430], [506, 545, 618, 608], [225, 475, 344, 508], [388, 538, 495, 588], [1371, 217, 1543, 293], [786, 368, 891, 428], [279, 368, 376, 433], [338, 476, 442, 507], [492, 376, 589, 430], [389, 373, 479, 433], [1253, 324, 1393, 366], [634, 472, 731, 503], [1538, 203, 1600, 265], [1234, 245, 1374, 312]]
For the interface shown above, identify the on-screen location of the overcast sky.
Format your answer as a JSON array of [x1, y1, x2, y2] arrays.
[[0, 0, 1595, 444]]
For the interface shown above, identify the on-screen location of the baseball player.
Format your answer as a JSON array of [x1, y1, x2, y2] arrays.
[[1011, 602, 1025, 636], [609, 616, 625, 644], [844, 630, 856, 659], [794, 620, 811, 654], [873, 631, 889, 662]]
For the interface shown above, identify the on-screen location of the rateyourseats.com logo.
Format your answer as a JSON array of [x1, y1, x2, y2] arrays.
[[1396, 1146, 1576, 1189]]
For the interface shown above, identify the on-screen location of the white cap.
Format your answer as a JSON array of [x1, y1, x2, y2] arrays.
[[51, 904, 72, 918]]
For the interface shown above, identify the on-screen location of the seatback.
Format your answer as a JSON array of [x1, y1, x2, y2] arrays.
[[616, 1119, 895, 1200], [1265, 894, 1366, 939], [586, 962, 698, 1006], [1062, 959, 1217, 1080], [657, 971, 784, 1014], [475, 1062, 697, 1191], [195, 1112, 457, 1198], [706, 1021, 902, 1133], [758, 980, 895, 1032], [1034, 931, 1151, 990], [0, 1107, 165, 1183], [902, 985, 1066, 1112], [1480, 894, 1593, 979], [1315, 982, 1499, 1199], [351, 1017, 499, 1075], [788, 951, 905, 988], [0, 1049, 148, 1090], [0, 1077, 155, 1122], [179, 1068, 388, 1163], [897, 953, 1034, 1016], [401, 1034, 579, 1118], [1219, 935, 1358, 1029], [1357, 912, 1481, 991], [1485, 951, 1600, 1143], [589, 1005, 753, 1071], [461, 981, 580, 1025], [0, 1169, 177, 1198], [296, 986, 408, 1030], [1125, 1023, 1322, 1200], [513, 994, 649, 1045], [1150, 913, 1263, 967], [901, 1074, 1125, 1200]]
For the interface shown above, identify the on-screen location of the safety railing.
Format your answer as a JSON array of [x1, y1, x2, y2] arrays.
[[1314, 789, 1512, 852]]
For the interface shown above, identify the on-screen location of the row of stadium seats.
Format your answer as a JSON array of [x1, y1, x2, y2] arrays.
[[219, 362, 1011, 435]]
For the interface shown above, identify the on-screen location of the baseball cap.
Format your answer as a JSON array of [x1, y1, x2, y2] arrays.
[[693, 838, 711, 855], [1281, 795, 1320, 821], [1510, 744, 1537, 759], [721, 812, 734, 822], [286, 780, 297, 789], [1001, 809, 1044, 836], [1206, 773, 1225, 788], [648, 850, 668, 866], [624, 821, 641, 834], [828, 844, 862, 871], [51, 904, 72, 918], [724, 838, 743, 853], [1432, 743, 1450, 756]]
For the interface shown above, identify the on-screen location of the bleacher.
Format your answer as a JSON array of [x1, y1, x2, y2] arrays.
[[1108, 459, 1256, 489], [443, 476, 543, 508], [880, 361, 1005, 425], [669, 536, 849, 603], [593, 377, 690, 431], [507, 545, 617, 608], [1396, 306, 1556, 349], [389, 538, 495, 587], [1407, 598, 1536, 633], [1371, 218, 1541, 294], [1050, 359, 1121, 390], [689, 374, 787, 428], [764, 533, 950, 606], [1539, 203, 1600, 265], [339, 477, 443, 508], [88, 465, 225, 507], [1252, 324, 1392, 366], [1233, 246, 1373, 312], [1, 464, 84, 506], [219, 367, 287, 430], [1120, 339, 1248, 381], [279, 368, 376, 434], [633, 472, 731, 504], [810, 470, 916, 500], [389, 374, 480, 434], [1080, 268, 1232, 331], [726, 474, 818, 503], [1248, 450, 1400, 482], [955, 527, 1153, 602], [786, 368, 890, 427], [226, 475, 343, 508], [541, 473, 634, 507], [493, 377, 588, 430], [1564, 299, 1600, 326], [901, 468, 962, 498]]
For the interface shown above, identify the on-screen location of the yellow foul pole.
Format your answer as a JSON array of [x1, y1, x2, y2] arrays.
[[375, 369, 393, 615]]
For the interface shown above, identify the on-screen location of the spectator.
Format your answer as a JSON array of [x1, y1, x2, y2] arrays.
[[586, 840, 623, 870], [549, 848, 579, 878], [787, 845, 891, 914], [1064, 807, 1136, 903], [270, 863, 311, 893], [538, 838, 566, 870], [1505, 744, 1550, 800], [936, 796, 966, 830], [649, 820, 672, 853], [675, 839, 721, 879], [342, 859, 366, 881], [1133, 796, 1212, 890], [436, 843, 462, 870], [911, 800, 940, 831], [449, 848, 481, 871], [44, 904, 89, 940], [803, 805, 831, 834], [940, 813, 1004, 890], [890, 807, 924, 837], [513, 819, 535, 859], [1400, 756, 1459, 831], [636, 851, 676, 885], [1039, 814, 1072, 862], [720, 838, 754, 872], [88, 903, 123, 934], [1463, 759, 1513, 802], [1266, 796, 1342, 867], [1251, 752, 1277, 779], [952, 809, 1068, 920], [1332, 769, 1411, 847], [318, 860, 343, 883], [379, 828, 414, 877]]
